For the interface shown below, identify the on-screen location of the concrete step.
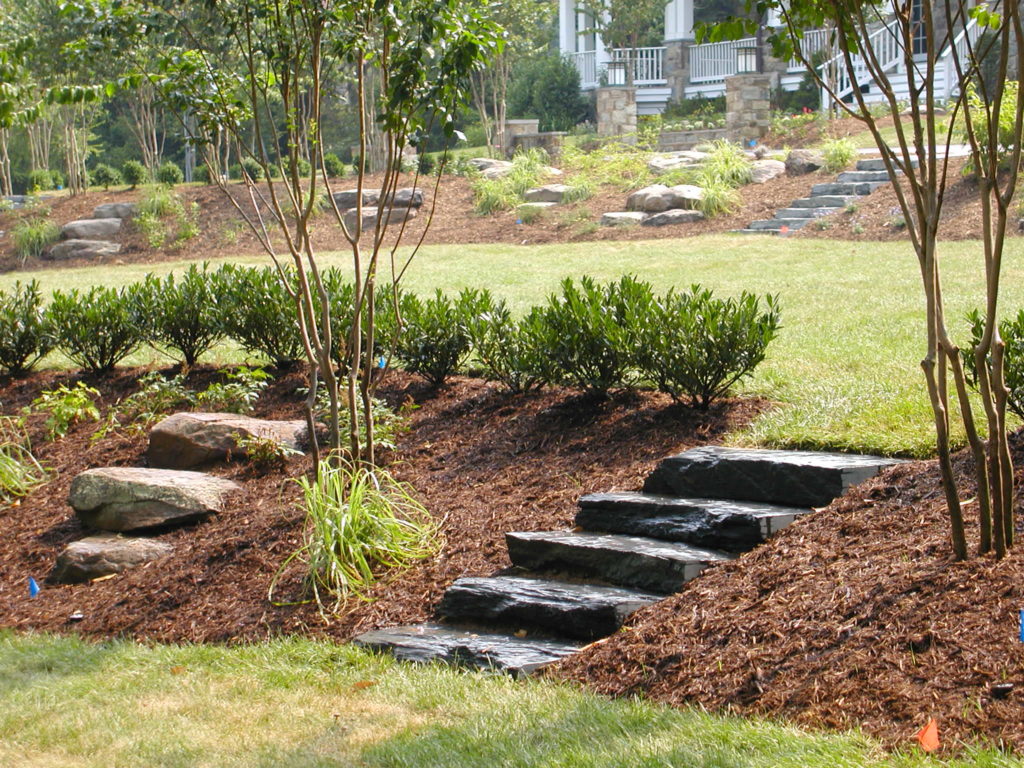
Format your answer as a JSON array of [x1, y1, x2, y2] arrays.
[[438, 576, 660, 640], [353, 624, 581, 676], [644, 446, 904, 508], [836, 170, 892, 183], [773, 207, 843, 220], [856, 157, 917, 172], [810, 181, 889, 196], [505, 531, 733, 594], [575, 492, 808, 552], [747, 218, 811, 231], [789, 195, 858, 208], [733, 228, 780, 235]]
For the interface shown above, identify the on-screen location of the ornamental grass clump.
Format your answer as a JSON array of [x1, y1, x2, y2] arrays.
[[0, 417, 48, 502], [276, 463, 441, 611]]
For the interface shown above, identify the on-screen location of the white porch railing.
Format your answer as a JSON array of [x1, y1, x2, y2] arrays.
[[610, 46, 666, 85], [939, 17, 982, 99], [568, 50, 598, 89], [689, 37, 757, 83], [788, 29, 833, 71], [819, 18, 902, 102]]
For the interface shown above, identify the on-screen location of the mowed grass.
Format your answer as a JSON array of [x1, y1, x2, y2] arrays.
[[8, 234, 1022, 457], [1, 630, 1021, 768]]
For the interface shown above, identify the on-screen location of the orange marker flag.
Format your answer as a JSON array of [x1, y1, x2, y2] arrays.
[[916, 718, 939, 752]]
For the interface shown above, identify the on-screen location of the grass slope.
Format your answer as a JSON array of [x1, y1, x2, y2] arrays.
[[1, 631, 1019, 768]]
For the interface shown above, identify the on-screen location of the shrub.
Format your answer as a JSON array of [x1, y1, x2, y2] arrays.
[[135, 211, 167, 248], [155, 161, 184, 186], [822, 138, 857, 173], [216, 265, 305, 366], [139, 185, 178, 217], [394, 289, 485, 387], [29, 382, 102, 439], [964, 308, 1024, 419], [232, 431, 302, 467], [47, 286, 145, 372], [135, 263, 226, 367], [121, 160, 148, 189], [240, 157, 264, 180], [323, 152, 346, 178], [507, 53, 591, 132], [467, 295, 548, 393], [0, 280, 54, 376], [27, 169, 54, 192], [12, 218, 60, 262], [295, 157, 312, 177], [417, 153, 436, 176], [633, 285, 781, 408], [90, 163, 122, 190], [274, 463, 440, 609], [196, 366, 271, 414]]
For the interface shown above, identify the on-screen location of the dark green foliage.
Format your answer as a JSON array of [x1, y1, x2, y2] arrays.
[[507, 54, 592, 132], [417, 153, 436, 176], [466, 292, 547, 393], [26, 169, 55, 192], [156, 161, 184, 186], [121, 160, 149, 189], [47, 286, 145, 373], [135, 263, 226, 367], [395, 289, 486, 387], [216, 265, 305, 366], [0, 280, 54, 376], [295, 157, 312, 177], [663, 94, 725, 120], [964, 308, 1024, 419], [323, 153, 346, 178], [240, 157, 264, 180], [90, 163, 122, 190], [633, 285, 781, 408]]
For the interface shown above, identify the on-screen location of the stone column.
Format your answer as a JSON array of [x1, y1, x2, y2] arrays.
[[725, 73, 773, 145], [664, 41, 689, 103], [596, 87, 637, 139]]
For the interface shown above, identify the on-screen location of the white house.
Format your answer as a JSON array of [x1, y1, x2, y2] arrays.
[[557, 0, 982, 114]]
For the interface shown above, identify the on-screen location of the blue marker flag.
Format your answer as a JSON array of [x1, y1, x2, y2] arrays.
[[28, 577, 39, 598], [1019, 610, 1024, 642]]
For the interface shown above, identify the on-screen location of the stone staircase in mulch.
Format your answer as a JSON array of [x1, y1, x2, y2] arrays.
[[355, 446, 902, 676], [48, 412, 306, 584], [45, 202, 138, 261], [738, 158, 900, 235]]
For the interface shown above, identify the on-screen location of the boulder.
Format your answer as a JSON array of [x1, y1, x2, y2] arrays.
[[626, 184, 671, 213], [331, 187, 423, 210], [665, 185, 704, 209], [342, 206, 418, 233], [92, 202, 138, 220], [148, 412, 307, 469], [468, 157, 510, 173], [49, 534, 173, 584], [641, 209, 705, 227], [785, 149, 824, 175], [523, 184, 569, 204], [647, 151, 708, 175], [44, 239, 121, 261], [61, 218, 122, 239], [750, 159, 786, 184], [600, 211, 646, 227], [517, 202, 557, 216], [69, 467, 241, 531]]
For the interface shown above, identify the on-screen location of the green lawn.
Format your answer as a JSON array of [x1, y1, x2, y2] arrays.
[[1, 631, 1019, 768], [9, 234, 1022, 457]]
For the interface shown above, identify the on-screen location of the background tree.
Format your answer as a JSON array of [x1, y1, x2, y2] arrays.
[[576, 0, 670, 86]]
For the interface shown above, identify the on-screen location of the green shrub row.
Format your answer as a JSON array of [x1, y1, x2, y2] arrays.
[[0, 271, 780, 408]]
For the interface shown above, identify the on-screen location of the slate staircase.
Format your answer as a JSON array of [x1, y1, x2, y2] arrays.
[[739, 158, 901, 235], [355, 446, 902, 675]]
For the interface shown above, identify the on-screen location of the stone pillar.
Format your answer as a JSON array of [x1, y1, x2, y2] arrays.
[[596, 87, 637, 139], [725, 73, 773, 145], [664, 41, 689, 104]]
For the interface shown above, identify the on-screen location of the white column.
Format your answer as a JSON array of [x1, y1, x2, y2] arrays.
[[559, 0, 576, 53], [664, 0, 694, 42]]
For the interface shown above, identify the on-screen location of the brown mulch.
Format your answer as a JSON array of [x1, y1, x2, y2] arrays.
[[552, 436, 1024, 752], [0, 365, 757, 644]]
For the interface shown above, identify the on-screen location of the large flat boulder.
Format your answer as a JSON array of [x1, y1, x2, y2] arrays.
[[48, 534, 173, 584], [45, 239, 121, 261], [342, 206, 418, 233], [331, 187, 423, 210], [61, 218, 122, 239], [70, 467, 241, 531], [750, 159, 786, 184], [601, 211, 646, 227], [665, 185, 704, 209], [785, 149, 824, 175], [92, 202, 138, 220], [648, 151, 707, 175], [148, 412, 307, 469], [523, 184, 569, 204], [641, 209, 705, 227]]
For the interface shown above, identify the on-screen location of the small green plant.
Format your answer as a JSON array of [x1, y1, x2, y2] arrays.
[[516, 204, 548, 225], [306, 388, 412, 452], [964, 308, 1024, 419], [0, 416, 48, 501], [121, 160, 148, 189], [273, 462, 440, 610], [47, 286, 145, 373], [135, 211, 167, 248], [29, 382, 102, 439], [116, 371, 196, 428], [156, 161, 184, 186], [852, 222, 866, 235], [196, 366, 271, 414], [701, 140, 753, 187], [471, 147, 549, 214], [139, 185, 178, 217], [12, 218, 60, 262], [888, 214, 907, 230], [90, 163, 122, 190], [812, 218, 832, 231], [844, 202, 859, 214], [822, 138, 857, 173], [232, 431, 302, 467], [0, 280, 54, 376], [395, 289, 485, 387], [323, 152, 346, 178], [240, 157, 264, 180], [175, 201, 201, 242], [696, 178, 741, 217]]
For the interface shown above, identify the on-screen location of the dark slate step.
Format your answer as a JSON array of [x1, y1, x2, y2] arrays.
[[438, 575, 660, 640], [810, 181, 888, 196], [506, 531, 732, 593], [644, 446, 903, 507], [353, 624, 580, 676], [856, 157, 917, 172], [748, 218, 810, 231], [789, 195, 858, 208], [773, 207, 842, 219], [733, 228, 779, 235], [576, 492, 807, 552], [836, 170, 892, 183]]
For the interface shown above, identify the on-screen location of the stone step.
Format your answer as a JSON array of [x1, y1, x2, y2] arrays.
[[773, 207, 842, 220], [734, 228, 780, 235], [438, 575, 660, 640], [644, 446, 903, 508], [836, 170, 892, 183], [505, 531, 732, 594], [48, 533, 173, 584], [148, 412, 307, 469], [789, 195, 858, 208], [61, 218, 122, 239], [747, 218, 810, 231], [45, 240, 121, 261], [810, 181, 888, 196], [69, 467, 241, 531], [575, 492, 808, 552], [353, 624, 580, 676], [92, 202, 138, 220], [856, 157, 917, 172]]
